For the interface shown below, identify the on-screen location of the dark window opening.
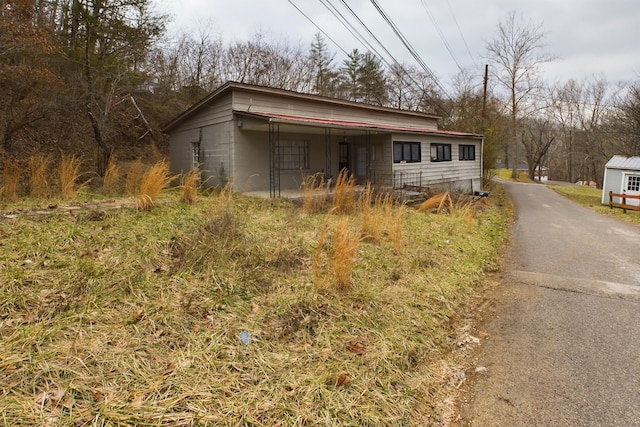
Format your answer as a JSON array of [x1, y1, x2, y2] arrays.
[[430, 143, 451, 162], [393, 141, 421, 163], [459, 144, 476, 161]]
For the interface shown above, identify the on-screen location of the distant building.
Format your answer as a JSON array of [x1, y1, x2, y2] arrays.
[[601, 155, 640, 207]]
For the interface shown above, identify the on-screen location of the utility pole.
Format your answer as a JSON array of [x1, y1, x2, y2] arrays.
[[481, 64, 488, 131]]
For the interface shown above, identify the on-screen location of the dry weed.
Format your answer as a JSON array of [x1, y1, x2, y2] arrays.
[[1, 156, 22, 201], [103, 153, 121, 195], [27, 153, 50, 197], [59, 155, 83, 199], [125, 158, 143, 195], [135, 160, 173, 210], [180, 169, 200, 204], [332, 169, 355, 214], [301, 172, 329, 213], [330, 216, 359, 291]]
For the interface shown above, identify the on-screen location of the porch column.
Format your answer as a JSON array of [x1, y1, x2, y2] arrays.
[[269, 123, 281, 198]]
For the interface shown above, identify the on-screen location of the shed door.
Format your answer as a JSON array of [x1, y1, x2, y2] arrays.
[[624, 174, 640, 206]]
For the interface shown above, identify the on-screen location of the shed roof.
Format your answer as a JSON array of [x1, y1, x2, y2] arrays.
[[605, 155, 640, 170]]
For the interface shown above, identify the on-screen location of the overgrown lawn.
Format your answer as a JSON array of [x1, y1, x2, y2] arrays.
[[0, 186, 510, 426]]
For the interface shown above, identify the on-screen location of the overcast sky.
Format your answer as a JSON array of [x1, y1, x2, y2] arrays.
[[157, 0, 640, 91]]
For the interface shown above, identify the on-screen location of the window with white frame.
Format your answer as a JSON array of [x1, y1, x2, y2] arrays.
[[278, 139, 309, 170], [627, 175, 640, 191]]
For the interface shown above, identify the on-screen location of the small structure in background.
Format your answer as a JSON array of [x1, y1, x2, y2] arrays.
[[601, 155, 640, 208]]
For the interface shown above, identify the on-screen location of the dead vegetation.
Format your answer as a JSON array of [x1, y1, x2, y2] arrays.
[[0, 164, 511, 425]]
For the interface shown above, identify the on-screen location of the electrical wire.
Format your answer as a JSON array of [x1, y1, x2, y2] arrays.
[[286, 0, 349, 56], [419, 0, 463, 72], [446, 0, 475, 64], [368, 0, 450, 97]]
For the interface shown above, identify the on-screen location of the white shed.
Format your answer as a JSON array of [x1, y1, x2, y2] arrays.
[[601, 155, 640, 206]]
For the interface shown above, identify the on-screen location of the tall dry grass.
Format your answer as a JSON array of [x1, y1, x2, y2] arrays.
[[331, 169, 356, 214], [125, 159, 144, 195], [1, 156, 22, 202], [357, 183, 379, 240], [301, 172, 329, 213], [330, 217, 360, 291], [58, 155, 83, 199], [180, 168, 200, 204], [27, 154, 50, 198], [103, 153, 121, 195], [135, 160, 173, 210]]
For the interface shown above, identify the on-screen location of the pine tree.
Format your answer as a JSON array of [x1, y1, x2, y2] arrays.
[[309, 33, 336, 97]]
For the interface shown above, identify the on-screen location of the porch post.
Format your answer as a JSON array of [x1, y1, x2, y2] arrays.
[[269, 123, 281, 198], [325, 128, 332, 182]]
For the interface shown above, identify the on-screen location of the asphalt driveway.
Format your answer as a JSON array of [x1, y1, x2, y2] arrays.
[[457, 181, 640, 426]]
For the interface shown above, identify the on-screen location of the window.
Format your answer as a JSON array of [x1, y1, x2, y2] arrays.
[[459, 144, 476, 161], [627, 175, 640, 191], [192, 141, 201, 167], [393, 141, 421, 163], [279, 139, 309, 170], [430, 143, 451, 162]]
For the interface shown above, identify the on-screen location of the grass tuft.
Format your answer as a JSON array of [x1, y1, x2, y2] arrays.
[[331, 169, 356, 214], [330, 216, 360, 291], [180, 169, 200, 204], [27, 153, 50, 198], [135, 160, 173, 210], [1, 156, 22, 201], [103, 153, 121, 195], [58, 155, 84, 199], [301, 172, 329, 213], [125, 159, 144, 195]]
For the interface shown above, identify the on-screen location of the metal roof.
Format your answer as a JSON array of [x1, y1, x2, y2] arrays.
[[605, 155, 640, 170], [237, 111, 483, 139]]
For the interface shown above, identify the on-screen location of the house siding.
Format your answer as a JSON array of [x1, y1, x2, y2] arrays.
[[231, 89, 439, 131], [165, 82, 484, 197], [390, 136, 482, 192]]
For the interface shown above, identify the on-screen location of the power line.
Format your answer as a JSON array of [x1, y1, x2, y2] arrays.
[[286, 0, 349, 56], [368, 0, 450, 97], [419, 0, 463, 72], [446, 0, 475, 65]]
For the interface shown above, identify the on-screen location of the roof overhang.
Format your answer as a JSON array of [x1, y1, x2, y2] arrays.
[[235, 110, 483, 139]]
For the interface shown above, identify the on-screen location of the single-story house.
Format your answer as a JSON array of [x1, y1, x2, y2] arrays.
[[601, 155, 640, 206], [162, 81, 484, 198]]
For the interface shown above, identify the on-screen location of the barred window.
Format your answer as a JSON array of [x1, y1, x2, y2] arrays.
[[627, 175, 640, 191], [279, 139, 309, 170]]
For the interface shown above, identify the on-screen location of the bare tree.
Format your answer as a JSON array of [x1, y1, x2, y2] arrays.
[[486, 11, 552, 177]]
